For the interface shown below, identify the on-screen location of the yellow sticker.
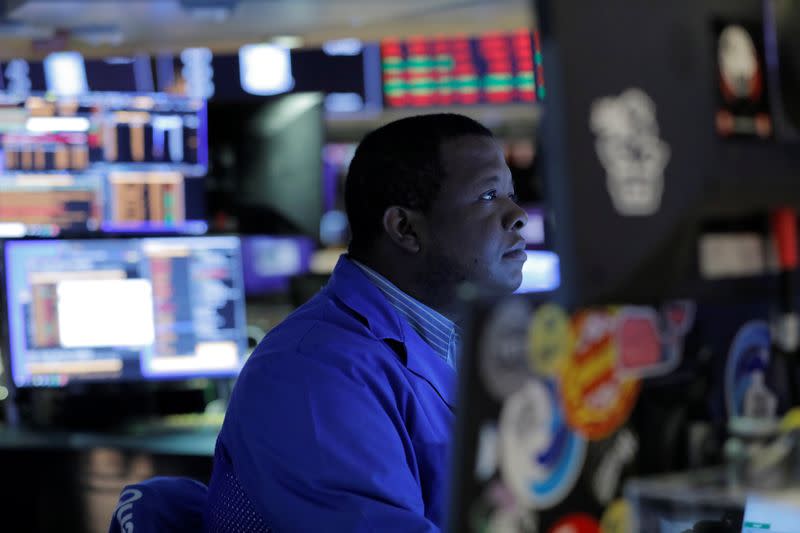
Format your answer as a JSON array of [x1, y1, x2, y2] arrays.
[[528, 303, 573, 377], [600, 499, 633, 533], [780, 407, 800, 433]]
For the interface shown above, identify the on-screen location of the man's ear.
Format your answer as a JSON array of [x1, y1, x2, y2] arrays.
[[382, 206, 425, 253]]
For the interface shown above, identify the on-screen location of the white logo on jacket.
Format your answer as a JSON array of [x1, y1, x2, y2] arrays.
[[114, 488, 143, 532]]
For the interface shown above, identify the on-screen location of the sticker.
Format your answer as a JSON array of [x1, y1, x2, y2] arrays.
[[470, 482, 538, 533], [699, 233, 766, 280], [528, 303, 573, 378], [616, 302, 693, 379], [487, 508, 539, 533], [562, 310, 641, 440], [600, 500, 634, 533], [714, 21, 772, 138], [590, 88, 671, 216], [591, 429, 638, 505], [616, 307, 662, 377], [548, 513, 600, 533], [780, 407, 800, 433], [474, 422, 499, 482], [480, 298, 534, 399], [499, 379, 586, 510], [725, 320, 778, 419]]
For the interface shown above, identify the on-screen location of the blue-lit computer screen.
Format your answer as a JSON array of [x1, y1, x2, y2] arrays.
[[241, 235, 315, 296], [741, 492, 800, 533], [2, 236, 247, 387]]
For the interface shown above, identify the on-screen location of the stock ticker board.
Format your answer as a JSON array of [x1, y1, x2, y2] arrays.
[[381, 29, 544, 108]]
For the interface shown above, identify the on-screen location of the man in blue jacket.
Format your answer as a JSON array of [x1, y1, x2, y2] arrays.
[[206, 114, 528, 532]]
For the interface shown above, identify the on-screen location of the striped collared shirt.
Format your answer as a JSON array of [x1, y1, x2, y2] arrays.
[[353, 260, 460, 370]]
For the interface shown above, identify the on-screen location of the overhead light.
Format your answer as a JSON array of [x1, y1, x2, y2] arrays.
[[270, 35, 303, 49], [104, 57, 135, 65], [322, 38, 363, 56], [238, 43, 294, 96], [43, 51, 88, 97], [324, 92, 364, 113]]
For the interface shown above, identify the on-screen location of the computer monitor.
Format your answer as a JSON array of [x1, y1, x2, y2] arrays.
[[1, 236, 248, 388], [207, 93, 324, 238], [0, 92, 208, 237], [741, 491, 800, 532], [241, 235, 315, 297]]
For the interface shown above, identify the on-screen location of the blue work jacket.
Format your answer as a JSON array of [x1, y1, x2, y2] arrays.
[[209, 256, 457, 532]]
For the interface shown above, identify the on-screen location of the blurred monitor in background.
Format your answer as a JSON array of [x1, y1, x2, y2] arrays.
[[241, 235, 315, 298], [320, 142, 357, 247], [0, 52, 209, 238], [1, 236, 248, 388], [207, 92, 324, 239]]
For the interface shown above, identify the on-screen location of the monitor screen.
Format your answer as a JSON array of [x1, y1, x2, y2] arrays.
[[515, 250, 560, 294], [381, 29, 542, 108], [241, 235, 315, 296], [2, 236, 248, 387], [0, 92, 208, 237], [741, 491, 800, 533]]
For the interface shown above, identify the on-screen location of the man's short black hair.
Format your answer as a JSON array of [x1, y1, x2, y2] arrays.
[[345, 113, 493, 254]]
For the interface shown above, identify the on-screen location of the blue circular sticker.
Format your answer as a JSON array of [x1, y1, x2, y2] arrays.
[[725, 320, 777, 418], [499, 378, 586, 510]]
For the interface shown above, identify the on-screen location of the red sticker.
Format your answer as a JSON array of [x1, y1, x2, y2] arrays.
[[617, 308, 661, 371], [549, 513, 600, 533], [561, 310, 640, 440]]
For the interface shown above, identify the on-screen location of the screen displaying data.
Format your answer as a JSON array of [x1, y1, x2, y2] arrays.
[[3, 236, 247, 387], [0, 92, 207, 237], [381, 29, 543, 107]]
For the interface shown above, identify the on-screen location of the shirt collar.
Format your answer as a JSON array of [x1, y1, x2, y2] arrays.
[[351, 259, 460, 369]]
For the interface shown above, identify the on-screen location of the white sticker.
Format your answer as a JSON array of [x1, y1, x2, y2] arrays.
[[699, 233, 766, 280], [592, 428, 638, 504], [479, 298, 534, 399], [474, 423, 499, 482], [590, 88, 671, 216]]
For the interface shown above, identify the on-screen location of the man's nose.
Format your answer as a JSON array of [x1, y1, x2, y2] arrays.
[[503, 201, 528, 231]]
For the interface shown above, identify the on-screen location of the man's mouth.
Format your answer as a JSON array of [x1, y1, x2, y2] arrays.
[[502, 241, 527, 261]]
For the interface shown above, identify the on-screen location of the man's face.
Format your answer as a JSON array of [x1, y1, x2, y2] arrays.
[[420, 135, 528, 295]]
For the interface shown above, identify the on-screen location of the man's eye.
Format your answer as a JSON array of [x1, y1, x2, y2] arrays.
[[509, 193, 519, 202], [480, 190, 497, 201]]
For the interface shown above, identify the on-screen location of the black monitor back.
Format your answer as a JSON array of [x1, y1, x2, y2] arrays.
[[537, 0, 800, 307]]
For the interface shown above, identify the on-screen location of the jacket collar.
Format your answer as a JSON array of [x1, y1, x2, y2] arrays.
[[326, 256, 456, 409]]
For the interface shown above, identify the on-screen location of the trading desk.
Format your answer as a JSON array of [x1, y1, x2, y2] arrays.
[[0, 424, 218, 533]]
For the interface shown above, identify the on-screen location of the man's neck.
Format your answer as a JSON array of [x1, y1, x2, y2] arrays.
[[349, 253, 463, 324]]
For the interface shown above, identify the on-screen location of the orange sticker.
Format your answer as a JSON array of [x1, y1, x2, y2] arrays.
[[561, 309, 641, 440]]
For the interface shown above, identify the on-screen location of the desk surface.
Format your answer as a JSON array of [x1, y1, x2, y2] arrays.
[[0, 425, 220, 456]]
